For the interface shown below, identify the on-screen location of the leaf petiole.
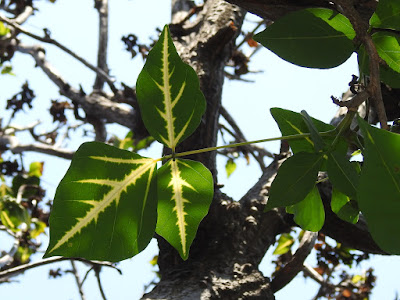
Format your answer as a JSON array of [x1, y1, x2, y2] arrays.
[[161, 131, 333, 161]]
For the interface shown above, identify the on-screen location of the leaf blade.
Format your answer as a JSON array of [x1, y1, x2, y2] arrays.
[[286, 186, 325, 232], [266, 152, 323, 210], [156, 158, 213, 260], [357, 117, 400, 254], [370, 0, 400, 31], [136, 25, 206, 151], [254, 8, 355, 69], [44, 142, 158, 262]]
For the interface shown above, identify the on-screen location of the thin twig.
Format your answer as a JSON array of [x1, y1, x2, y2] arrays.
[[70, 260, 86, 300], [0, 13, 118, 94], [94, 266, 107, 300], [0, 256, 121, 280], [333, 0, 388, 129], [93, 0, 109, 91], [220, 106, 273, 170], [14, 5, 34, 24], [0, 134, 74, 159]]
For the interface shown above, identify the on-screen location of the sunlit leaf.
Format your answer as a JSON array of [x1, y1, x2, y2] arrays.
[[273, 233, 294, 255], [286, 186, 324, 232], [136, 25, 206, 152], [1, 65, 15, 76], [266, 152, 323, 210], [30, 218, 47, 239], [29, 162, 44, 178], [270, 108, 346, 155], [370, 0, 400, 31], [254, 8, 355, 69], [327, 152, 359, 199], [156, 158, 213, 260], [331, 188, 359, 224], [357, 117, 400, 254], [0, 196, 30, 230], [0, 21, 9, 36], [44, 142, 158, 262], [358, 43, 400, 88], [17, 246, 34, 263], [372, 32, 400, 74], [225, 158, 237, 178]]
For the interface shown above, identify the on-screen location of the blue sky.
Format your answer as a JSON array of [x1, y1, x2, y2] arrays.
[[1, 1, 399, 299]]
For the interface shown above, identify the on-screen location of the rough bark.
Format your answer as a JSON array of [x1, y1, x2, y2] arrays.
[[143, 1, 284, 299]]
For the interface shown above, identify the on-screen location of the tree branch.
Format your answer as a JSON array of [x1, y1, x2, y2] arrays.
[[94, 265, 108, 300], [13, 5, 34, 24], [16, 43, 138, 130], [270, 231, 318, 292], [0, 256, 121, 280], [0, 13, 118, 94], [0, 134, 75, 159], [331, 0, 388, 129], [220, 106, 273, 171], [93, 0, 109, 91], [69, 260, 87, 300]]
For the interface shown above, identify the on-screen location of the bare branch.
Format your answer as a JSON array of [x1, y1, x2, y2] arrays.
[[270, 231, 318, 292], [93, 0, 109, 91], [0, 256, 121, 280], [0, 13, 118, 94], [332, 0, 388, 129], [16, 43, 138, 130], [14, 5, 34, 24], [0, 240, 19, 269], [303, 263, 325, 285], [220, 106, 273, 171], [94, 265, 108, 300], [0, 134, 74, 159], [69, 260, 87, 300]]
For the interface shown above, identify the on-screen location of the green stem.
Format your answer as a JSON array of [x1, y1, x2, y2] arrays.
[[329, 110, 357, 151], [160, 131, 333, 161]]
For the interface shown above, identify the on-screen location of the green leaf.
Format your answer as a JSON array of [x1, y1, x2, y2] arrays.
[[1, 65, 15, 76], [286, 186, 324, 232], [327, 152, 359, 199], [156, 158, 213, 260], [11, 175, 40, 198], [358, 41, 400, 88], [0, 197, 30, 230], [29, 162, 44, 178], [0, 21, 9, 36], [30, 218, 47, 239], [225, 158, 237, 178], [136, 25, 206, 152], [370, 0, 400, 31], [372, 32, 400, 74], [331, 188, 359, 224], [357, 117, 400, 254], [270, 108, 346, 155], [44, 142, 158, 262], [273, 233, 294, 255], [254, 8, 355, 69], [266, 152, 324, 210], [301, 110, 325, 151]]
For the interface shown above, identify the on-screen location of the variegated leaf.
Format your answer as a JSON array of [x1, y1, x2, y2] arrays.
[[136, 25, 206, 152], [44, 142, 158, 262], [156, 158, 213, 260]]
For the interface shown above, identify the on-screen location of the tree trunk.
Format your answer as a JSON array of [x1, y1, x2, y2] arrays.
[[143, 1, 285, 299], [142, 1, 386, 298]]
